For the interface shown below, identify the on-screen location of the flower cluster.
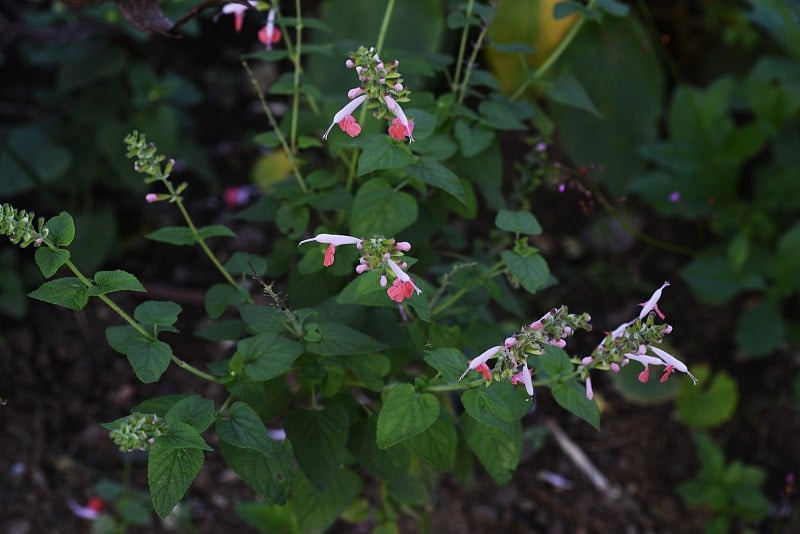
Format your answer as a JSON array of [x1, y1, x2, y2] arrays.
[[109, 413, 169, 452], [323, 46, 414, 142], [220, 2, 282, 49], [1, 203, 48, 248], [459, 307, 592, 398], [299, 233, 421, 303], [579, 282, 697, 399]]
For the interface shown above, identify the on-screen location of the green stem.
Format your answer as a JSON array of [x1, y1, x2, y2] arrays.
[[219, 394, 234, 416], [509, 0, 596, 102], [457, 14, 489, 104], [451, 0, 475, 95], [375, 0, 396, 56], [241, 59, 309, 193], [290, 0, 303, 154], [61, 254, 221, 384], [431, 261, 505, 317]]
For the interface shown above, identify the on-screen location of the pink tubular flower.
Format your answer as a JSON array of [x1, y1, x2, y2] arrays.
[[145, 193, 159, 203], [512, 362, 534, 397], [68, 497, 105, 520], [322, 94, 367, 140], [386, 258, 421, 301], [221, 1, 254, 32], [258, 8, 281, 49], [338, 115, 362, 137], [460, 345, 503, 380], [474, 362, 492, 381], [383, 95, 414, 142], [639, 281, 670, 320], [388, 117, 415, 141], [624, 353, 664, 383], [347, 87, 364, 99], [299, 233, 362, 267], [585, 375, 594, 400], [648, 345, 698, 384]]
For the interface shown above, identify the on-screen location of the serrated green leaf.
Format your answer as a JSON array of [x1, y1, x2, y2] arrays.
[[495, 209, 543, 235], [28, 277, 89, 310], [454, 119, 495, 157], [234, 332, 304, 381], [155, 421, 213, 451], [535, 345, 573, 378], [125, 337, 173, 383], [216, 402, 271, 450], [105, 325, 140, 355], [197, 224, 236, 239], [403, 411, 456, 471], [353, 135, 415, 175], [218, 437, 293, 504], [350, 414, 410, 480], [461, 382, 530, 437], [238, 303, 287, 334], [165, 395, 216, 432], [501, 250, 550, 294], [131, 394, 192, 417], [134, 300, 182, 329], [146, 226, 196, 246], [90, 270, 146, 296], [423, 348, 468, 384], [305, 322, 388, 356], [350, 179, 418, 236], [377, 384, 439, 449], [405, 157, 466, 203], [292, 468, 363, 533], [478, 100, 528, 130], [460, 412, 521, 485], [551, 382, 600, 430], [284, 406, 349, 491], [43, 212, 75, 247], [677, 368, 738, 429], [148, 446, 204, 518], [34, 248, 70, 278], [548, 71, 602, 117], [205, 283, 247, 319], [336, 270, 395, 307], [337, 352, 390, 392]]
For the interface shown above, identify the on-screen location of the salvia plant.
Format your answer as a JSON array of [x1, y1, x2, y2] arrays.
[[1, 0, 703, 531]]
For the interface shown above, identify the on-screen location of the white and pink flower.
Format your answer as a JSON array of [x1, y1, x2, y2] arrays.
[[299, 233, 362, 267]]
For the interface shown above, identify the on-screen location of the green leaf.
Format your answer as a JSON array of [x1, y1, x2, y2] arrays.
[[238, 303, 287, 334], [548, 71, 602, 117], [735, 297, 785, 358], [224, 252, 267, 275], [292, 469, 363, 534], [195, 319, 246, 341], [233, 332, 304, 381], [681, 257, 765, 305], [553, 0, 584, 19], [478, 100, 528, 130], [134, 300, 182, 329], [501, 250, 550, 294], [405, 157, 466, 203], [403, 412, 457, 471], [775, 222, 800, 293], [155, 421, 213, 451], [148, 446, 204, 519], [146, 226, 196, 246], [337, 352, 390, 392], [197, 224, 236, 240], [454, 119, 495, 157], [377, 384, 439, 449], [461, 382, 531, 437], [336, 270, 395, 307], [131, 394, 191, 417], [677, 367, 738, 429], [353, 135, 416, 175], [495, 209, 543, 235], [535, 345, 573, 378], [423, 348, 468, 384], [219, 439, 292, 504], [597, 0, 630, 17], [105, 325, 140, 355], [34, 248, 70, 278], [284, 406, 349, 491], [350, 179, 418, 236], [551, 382, 600, 430], [216, 402, 271, 450], [460, 412, 521, 485], [165, 395, 216, 432], [28, 277, 89, 310], [125, 337, 173, 383], [90, 270, 146, 296], [305, 322, 388, 356], [204, 283, 247, 319], [43, 212, 75, 247]]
